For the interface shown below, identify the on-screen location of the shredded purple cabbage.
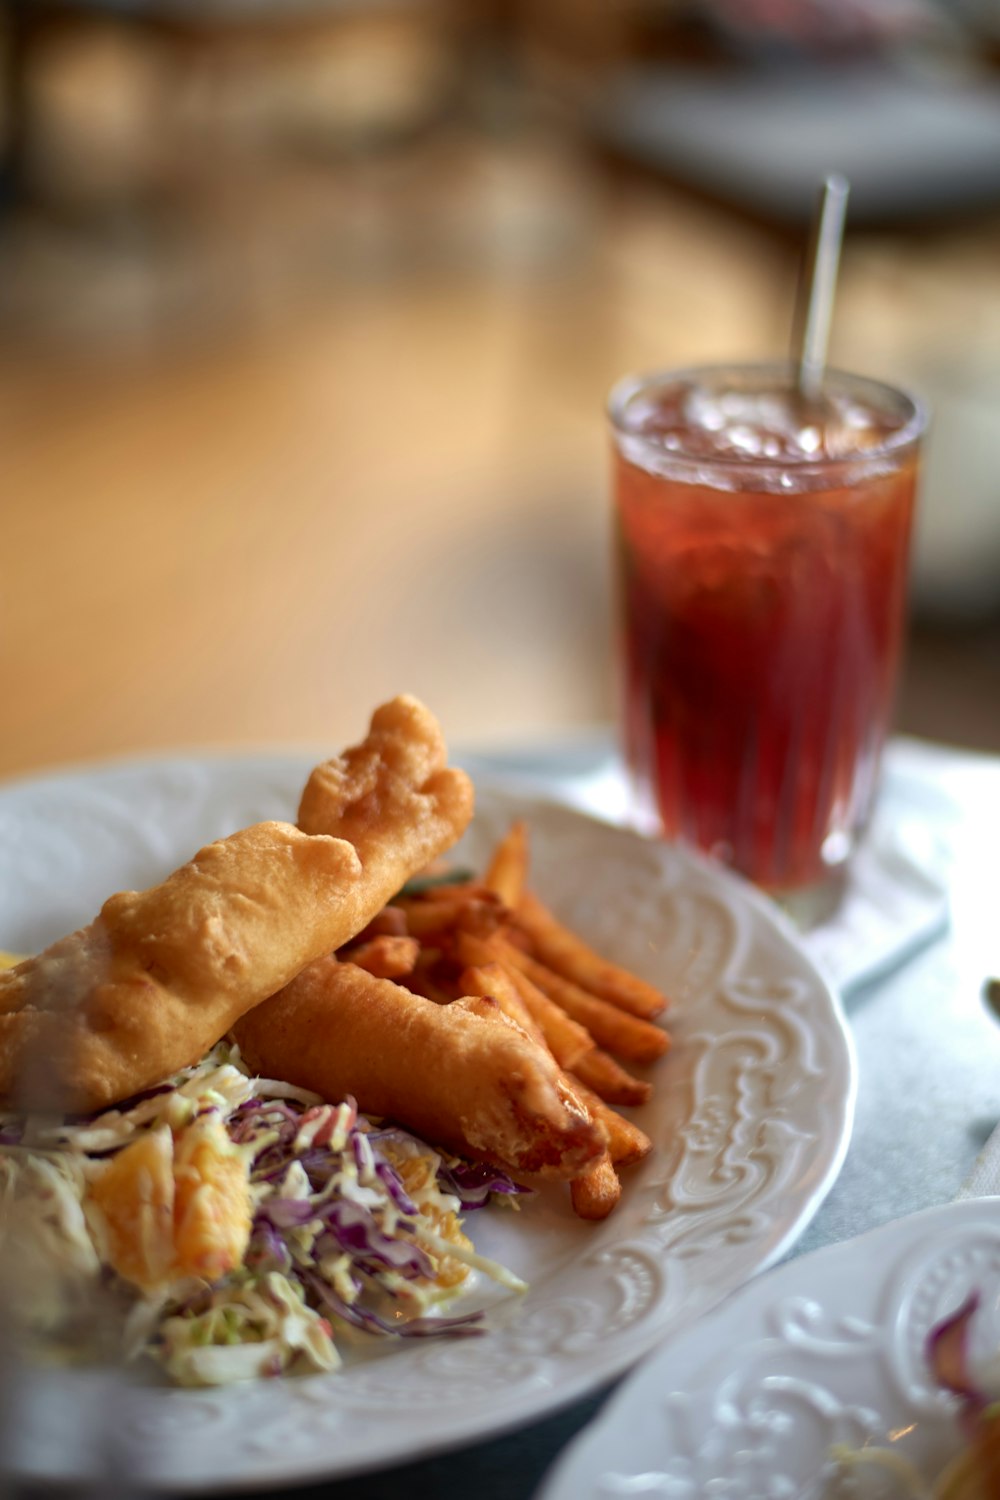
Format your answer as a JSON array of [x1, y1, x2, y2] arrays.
[[7, 1059, 512, 1370], [927, 1292, 991, 1441], [374, 1160, 419, 1217], [87, 1080, 512, 1354], [436, 1160, 532, 1209], [301, 1270, 484, 1340], [229, 1100, 302, 1149], [255, 1197, 317, 1230], [246, 1218, 294, 1276], [321, 1200, 434, 1279]]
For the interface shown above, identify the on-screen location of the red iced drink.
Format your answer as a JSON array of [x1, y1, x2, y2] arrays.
[[610, 364, 925, 892]]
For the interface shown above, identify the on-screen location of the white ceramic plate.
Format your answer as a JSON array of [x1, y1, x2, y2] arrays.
[[0, 753, 855, 1490], [538, 1197, 1000, 1500]]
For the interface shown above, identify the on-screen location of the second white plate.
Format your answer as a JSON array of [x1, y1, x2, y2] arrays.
[[538, 1197, 1000, 1500]]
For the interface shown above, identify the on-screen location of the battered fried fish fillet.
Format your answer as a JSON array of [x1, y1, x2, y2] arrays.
[[0, 697, 474, 1115], [233, 959, 606, 1180], [297, 695, 473, 886]]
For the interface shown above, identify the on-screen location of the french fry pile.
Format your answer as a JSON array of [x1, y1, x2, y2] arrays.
[[335, 821, 671, 1221]]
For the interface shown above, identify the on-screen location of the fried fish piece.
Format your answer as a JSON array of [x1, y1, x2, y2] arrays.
[[0, 697, 473, 1114], [233, 958, 606, 1180], [0, 824, 363, 1114], [298, 695, 474, 892]]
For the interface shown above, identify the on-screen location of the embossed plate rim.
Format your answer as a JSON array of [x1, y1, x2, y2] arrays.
[[537, 1196, 1000, 1500], [0, 752, 856, 1490]]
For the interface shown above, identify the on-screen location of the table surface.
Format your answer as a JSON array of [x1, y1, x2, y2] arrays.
[[134, 731, 993, 1500]]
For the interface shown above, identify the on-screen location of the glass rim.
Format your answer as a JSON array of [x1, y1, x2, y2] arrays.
[[607, 361, 928, 476]]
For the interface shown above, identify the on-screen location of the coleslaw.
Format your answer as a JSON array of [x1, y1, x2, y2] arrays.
[[0, 1044, 528, 1387]]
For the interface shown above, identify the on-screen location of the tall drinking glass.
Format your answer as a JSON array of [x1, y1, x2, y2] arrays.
[[610, 362, 926, 902]]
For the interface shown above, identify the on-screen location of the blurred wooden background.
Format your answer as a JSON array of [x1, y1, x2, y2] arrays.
[[3, 0, 1000, 781]]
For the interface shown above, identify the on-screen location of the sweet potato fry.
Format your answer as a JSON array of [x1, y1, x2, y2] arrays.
[[460, 967, 652, 1169], [483, 821, 529, 908], [456, 962, 649, 1171], [515, 891, 668, 1019], [572, 1049, 652, 1107], [438, 894, 509, 940], [498, 943, 670, 1065], [502, 965, 597, 1074], [457, 963, 548, 1050], [341, 934, 420, 980], [457, 967, 636, 1196], [400, 955, 455, 1006], [569, 1081, 651, 1168], [452, 931, 594, 1071], [570, 1153, 621, 1220], [393, 888, 507, 941], [350, 906, 410, 942]]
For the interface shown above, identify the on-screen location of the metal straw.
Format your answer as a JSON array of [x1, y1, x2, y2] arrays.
[[795, 173, 850, 403]]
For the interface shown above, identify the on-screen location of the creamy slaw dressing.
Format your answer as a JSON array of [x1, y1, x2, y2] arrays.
[[0, 1044, 526, 1387]]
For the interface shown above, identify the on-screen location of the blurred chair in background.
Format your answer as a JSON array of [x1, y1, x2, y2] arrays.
[[1, 0, 999, 774], [0, 0, 486, 334]]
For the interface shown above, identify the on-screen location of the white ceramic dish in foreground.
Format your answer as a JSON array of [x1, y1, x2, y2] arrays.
[[0, 752, 855, 1490], [538, 1197, 1000, 1500]]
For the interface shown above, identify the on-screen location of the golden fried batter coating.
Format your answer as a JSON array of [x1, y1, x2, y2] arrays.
[[233, 959, 606, 1180], [297, 695, 474, 901], [0, 825, 364, 1113], [0, 697, 474, 1114]]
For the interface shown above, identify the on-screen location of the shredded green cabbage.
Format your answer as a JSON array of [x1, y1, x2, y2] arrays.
[[0, 1043, 526, 1387]]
